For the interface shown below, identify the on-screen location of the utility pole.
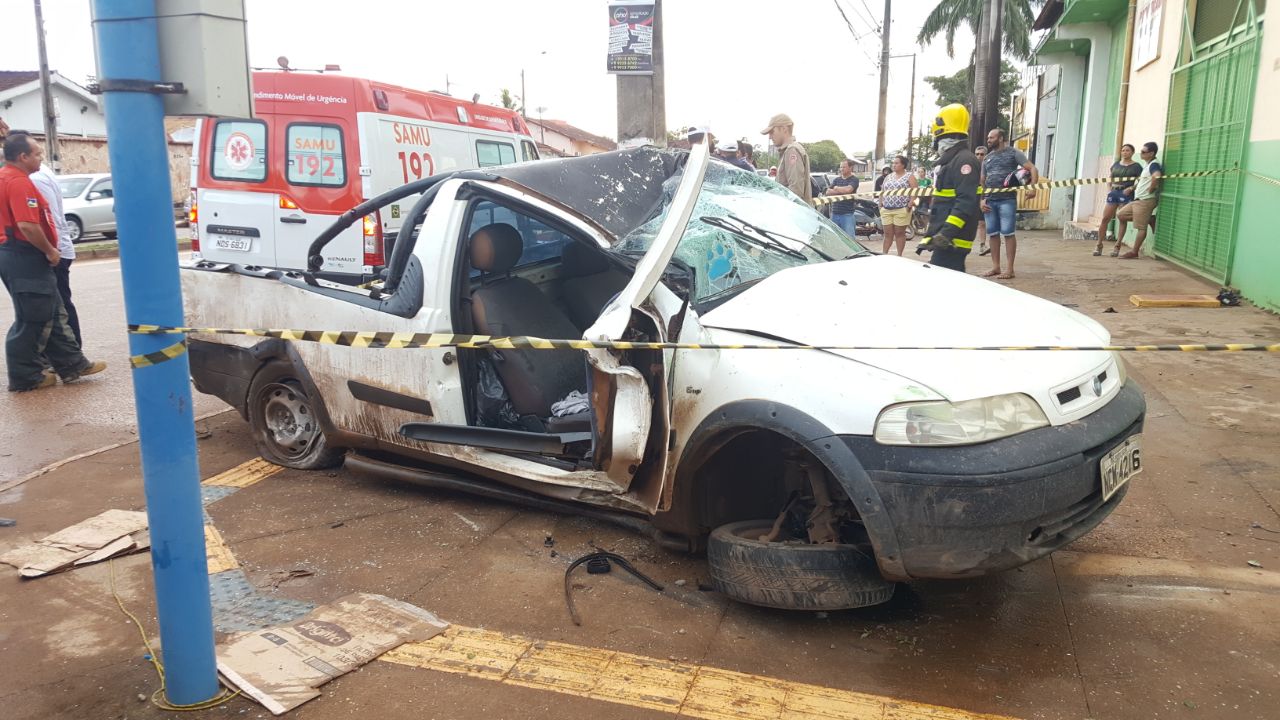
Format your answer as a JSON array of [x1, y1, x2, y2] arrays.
[[907, 54, 915, 162], [520, 69, 526, 118], [33, 0, 59, 169], [616, 0, 666, 146], [874, 0, 891, 166], [890, 53, 911, 163]]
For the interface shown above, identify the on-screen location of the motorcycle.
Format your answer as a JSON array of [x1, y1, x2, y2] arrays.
[[852, 198, 882, 237]]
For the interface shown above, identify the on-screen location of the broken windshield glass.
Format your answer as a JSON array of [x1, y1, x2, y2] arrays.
[[614, 161, 868, 304]]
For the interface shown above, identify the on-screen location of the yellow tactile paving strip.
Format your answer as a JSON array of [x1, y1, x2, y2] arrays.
[[202, 457, 283, 488], [203, 523, 239, 574], [382, 626, 1017, 720]]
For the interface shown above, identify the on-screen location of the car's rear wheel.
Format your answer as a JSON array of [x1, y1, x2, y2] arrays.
[[247, 361, 344, 469], [707, 519, 895, 611], [65, 216, 83, 243]]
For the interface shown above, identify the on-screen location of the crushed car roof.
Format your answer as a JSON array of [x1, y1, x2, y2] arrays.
[[492, 147, 685, 241]]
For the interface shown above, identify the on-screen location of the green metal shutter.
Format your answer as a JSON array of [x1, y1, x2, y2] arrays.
[[1157, 3, 1261, 281]]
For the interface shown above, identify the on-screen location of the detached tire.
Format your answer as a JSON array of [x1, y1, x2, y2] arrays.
[[247, 361, 344, 470], [707, 520, 895, 610]]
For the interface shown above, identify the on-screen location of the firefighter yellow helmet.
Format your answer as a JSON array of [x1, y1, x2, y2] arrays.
[[931, 103, 970, 139]]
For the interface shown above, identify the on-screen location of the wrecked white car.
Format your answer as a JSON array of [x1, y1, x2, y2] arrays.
[[182, 144, 1145, 610]]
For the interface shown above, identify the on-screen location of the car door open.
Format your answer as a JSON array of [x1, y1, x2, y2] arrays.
[[400, 143, 711, 503]]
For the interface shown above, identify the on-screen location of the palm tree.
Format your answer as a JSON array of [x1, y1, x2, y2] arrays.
[[917, 0, 1041, 61]]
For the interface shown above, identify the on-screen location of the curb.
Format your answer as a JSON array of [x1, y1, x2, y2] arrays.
[[80, 238, 192, 261]]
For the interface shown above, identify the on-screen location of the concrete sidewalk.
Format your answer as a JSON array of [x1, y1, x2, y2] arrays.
[[1, 230, 1278, 720]]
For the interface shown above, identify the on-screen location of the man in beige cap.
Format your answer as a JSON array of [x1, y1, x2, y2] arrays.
[[761, 113, 810, 202]]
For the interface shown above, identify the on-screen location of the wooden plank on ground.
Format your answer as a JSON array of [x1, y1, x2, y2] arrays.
[[1129, 294, 1221, 308]]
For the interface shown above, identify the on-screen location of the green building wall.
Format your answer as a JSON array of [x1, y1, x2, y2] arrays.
[[1230, 140, 1280, 313]]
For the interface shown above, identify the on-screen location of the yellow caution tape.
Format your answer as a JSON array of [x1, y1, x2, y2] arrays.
[[1247, 171, 1280, 188], [812, 167, 1240, 206], [125, 325, 1280, 365], [128, 338, 188, 369]]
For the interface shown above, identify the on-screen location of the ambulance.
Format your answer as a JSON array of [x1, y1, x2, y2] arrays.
[[190, 71, 539, 280]]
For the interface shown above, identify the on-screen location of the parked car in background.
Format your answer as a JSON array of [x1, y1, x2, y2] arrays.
[[810, 172, 832, 217], [58, 173, 117, 242]]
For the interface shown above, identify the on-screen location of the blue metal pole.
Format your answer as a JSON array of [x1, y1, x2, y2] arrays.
[[90, 0, 218, 704]]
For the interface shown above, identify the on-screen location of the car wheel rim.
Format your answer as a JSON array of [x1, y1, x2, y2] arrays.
[[259, 382, 318, 459], [68, 224, 80, 242]]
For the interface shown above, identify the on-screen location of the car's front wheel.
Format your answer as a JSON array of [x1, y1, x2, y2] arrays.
[[247, 361, 344, 469], [707, 519, 895, 610], [65, 216, 83, 243]]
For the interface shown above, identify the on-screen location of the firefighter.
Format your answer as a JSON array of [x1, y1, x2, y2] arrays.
[[915, 103, 981, 272]]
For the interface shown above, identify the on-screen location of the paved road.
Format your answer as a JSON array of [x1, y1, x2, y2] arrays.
[[0, 253, 228, 484]]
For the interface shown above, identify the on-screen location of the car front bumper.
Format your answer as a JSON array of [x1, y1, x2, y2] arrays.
[[841, 382, 1146, 580]]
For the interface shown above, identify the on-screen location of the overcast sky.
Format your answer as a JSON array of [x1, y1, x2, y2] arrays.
[[2, 1, 980, 158]]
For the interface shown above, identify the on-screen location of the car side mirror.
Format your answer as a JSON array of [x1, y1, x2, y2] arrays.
[[86, 191, 102, 201]]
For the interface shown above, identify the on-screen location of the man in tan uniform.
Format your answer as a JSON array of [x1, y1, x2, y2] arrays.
[[760, 113, 810, 202]]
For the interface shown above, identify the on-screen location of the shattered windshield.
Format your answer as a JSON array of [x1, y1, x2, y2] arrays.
[[614, 161, 868, 304]]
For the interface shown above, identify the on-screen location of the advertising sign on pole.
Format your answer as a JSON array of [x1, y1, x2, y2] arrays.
[[607, 1, 655, 75]]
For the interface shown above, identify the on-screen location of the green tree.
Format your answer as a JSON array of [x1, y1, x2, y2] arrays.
[[916, 0, 1042, 61], [924, 61, 1021, 133], [500, 88, 522, 114], [802, 140, 846, 173], [894, 134, 938, 168], [754, 149, 780, 171]]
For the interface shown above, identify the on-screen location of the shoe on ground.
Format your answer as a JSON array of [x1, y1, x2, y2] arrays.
[[61, 360, 107, 383], [9, 373, 58, 393]]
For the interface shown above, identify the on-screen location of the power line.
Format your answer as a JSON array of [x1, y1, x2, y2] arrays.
[[857, 0, 880, 31], [837, 0, 878, 38], [829, 0, 880, 63]]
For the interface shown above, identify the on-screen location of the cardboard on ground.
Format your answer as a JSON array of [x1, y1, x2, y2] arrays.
[[217, 593, 449, 715], [0, 509, 149, 577]]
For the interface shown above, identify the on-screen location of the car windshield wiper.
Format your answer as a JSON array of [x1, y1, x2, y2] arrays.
[[725, 214, 838, 262], [699, 216, 806, 261], [696, 276, 767, 306]]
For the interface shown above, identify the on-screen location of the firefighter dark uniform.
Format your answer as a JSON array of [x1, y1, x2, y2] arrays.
[[916, 104, 980, 272]]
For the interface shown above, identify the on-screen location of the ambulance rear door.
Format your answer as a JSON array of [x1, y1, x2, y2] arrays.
[[274, 118, 366, 277], [200, 118, 277, 267]]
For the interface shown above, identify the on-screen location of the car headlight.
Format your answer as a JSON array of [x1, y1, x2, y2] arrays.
[[874, 393, 1049, 446]]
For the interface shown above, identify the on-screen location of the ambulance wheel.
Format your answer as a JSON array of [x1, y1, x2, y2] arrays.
[[707, 520, 895, 611], [247, 361, 344, 470]]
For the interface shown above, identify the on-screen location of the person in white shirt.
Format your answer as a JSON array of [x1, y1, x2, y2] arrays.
[[29, 162, 81, 344]]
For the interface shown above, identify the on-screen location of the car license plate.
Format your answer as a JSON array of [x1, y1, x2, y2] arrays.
[[212, 234, 252, 252], [1100, 434, 1142, 501]]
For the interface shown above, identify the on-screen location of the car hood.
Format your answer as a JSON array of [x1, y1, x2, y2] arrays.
[[698, 255, 1113, 404]]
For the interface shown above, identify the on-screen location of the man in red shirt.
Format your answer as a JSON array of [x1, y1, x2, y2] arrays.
[[0, 133, 105, 391]]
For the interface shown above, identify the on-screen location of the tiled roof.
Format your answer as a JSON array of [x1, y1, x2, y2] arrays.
[[528, 118, 617, 150], [0, 71, 40, 93]]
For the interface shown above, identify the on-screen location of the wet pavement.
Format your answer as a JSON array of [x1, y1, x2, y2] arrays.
[[1, 231, 1278, 719], [0, 251, 227, 486]]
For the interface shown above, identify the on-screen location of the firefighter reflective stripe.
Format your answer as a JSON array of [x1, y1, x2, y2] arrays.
[[953, 238, 973, 249], [946, 215, 966, 228], [934, 188, 956, 197]]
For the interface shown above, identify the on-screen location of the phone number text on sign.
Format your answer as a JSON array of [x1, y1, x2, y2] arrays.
[[397, 151, 435, 183]]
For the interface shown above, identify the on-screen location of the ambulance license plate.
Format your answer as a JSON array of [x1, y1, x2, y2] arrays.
[[213, 234, 251, 252], [1100, 434, 1142, 501]]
